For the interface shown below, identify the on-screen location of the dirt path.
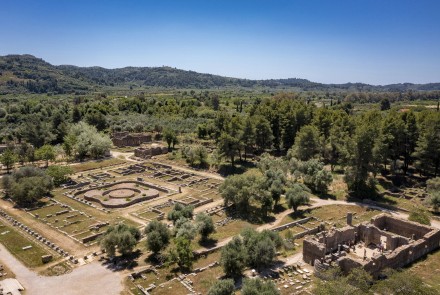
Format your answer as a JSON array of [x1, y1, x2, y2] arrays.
[[0, 244, 123, 295], [110, 151, 137, 162]]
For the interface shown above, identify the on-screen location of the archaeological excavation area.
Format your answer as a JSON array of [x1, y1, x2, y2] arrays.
[[0, 156, 439, 295]]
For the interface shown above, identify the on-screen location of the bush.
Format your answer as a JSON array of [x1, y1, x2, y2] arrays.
[[46, 165, 73, 186], [408, 208, 431, 225], [207, 279, 234, 295], [241, 278, 279, 295]]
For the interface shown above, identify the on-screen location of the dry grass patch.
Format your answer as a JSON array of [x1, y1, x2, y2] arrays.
[[71, 158, 126, 173], [191, 266, 224, 294], [409, 249, 440, 291]]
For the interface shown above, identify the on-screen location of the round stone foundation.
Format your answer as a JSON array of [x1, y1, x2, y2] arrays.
[[108, 189, 136, 199], [81, 181, 160, 208]]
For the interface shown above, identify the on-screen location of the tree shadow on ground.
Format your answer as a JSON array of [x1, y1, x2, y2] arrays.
[[198, 237, 218, 248], [225, 205, 276, 225], [315, 192, 337, 200], [377, 176, 399, 192], [283, 209, 308, 223], [217, 160, 256, 177], [273, 204, 288, 214], [102, 249, 141, 271]]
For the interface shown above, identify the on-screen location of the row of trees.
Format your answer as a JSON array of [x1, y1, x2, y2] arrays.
[[0, 144, 56, 172], [0, 122, 112, 174]]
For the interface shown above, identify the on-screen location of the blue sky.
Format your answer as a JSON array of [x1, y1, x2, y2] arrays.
[[1, 0, 439, 84]]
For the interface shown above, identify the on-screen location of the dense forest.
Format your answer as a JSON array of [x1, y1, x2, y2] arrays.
[[2, 54, 440, 94], [0, 87, 439, 199]]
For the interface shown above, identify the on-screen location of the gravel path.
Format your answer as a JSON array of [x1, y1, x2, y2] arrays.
[[0, 244, 123, 295]]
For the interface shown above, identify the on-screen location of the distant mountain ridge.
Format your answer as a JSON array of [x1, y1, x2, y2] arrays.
[[0, 54, 439, 94]]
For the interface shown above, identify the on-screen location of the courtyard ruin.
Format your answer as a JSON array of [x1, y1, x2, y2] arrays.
[[303, 213, 440, 277]]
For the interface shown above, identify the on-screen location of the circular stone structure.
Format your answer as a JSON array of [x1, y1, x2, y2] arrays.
[[108, 189, 136, 199], [80, 181, 161, 208]]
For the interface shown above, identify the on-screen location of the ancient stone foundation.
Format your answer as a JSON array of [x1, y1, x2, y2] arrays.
[[134, 144, 168, 159], [112, 131, 152, 147], [303, 214, 440, 277]]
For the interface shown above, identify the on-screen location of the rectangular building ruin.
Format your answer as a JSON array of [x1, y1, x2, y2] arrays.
[[134, 144, 168, 159], [112, 131, 152, 147], [303, 213, 440, 277]]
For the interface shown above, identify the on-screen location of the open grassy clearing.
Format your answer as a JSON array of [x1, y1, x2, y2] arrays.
[[409, 249, 440, 291], [152, 279, 189, 295], [191, 266, 224, 294], [211, 219, 258, 241], [27, 198, 142, 245], [71, 158, 126, 173], [0, 220, 56, 268]]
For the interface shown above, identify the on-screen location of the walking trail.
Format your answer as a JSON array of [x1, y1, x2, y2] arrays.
[[0, 244, 123, 295]]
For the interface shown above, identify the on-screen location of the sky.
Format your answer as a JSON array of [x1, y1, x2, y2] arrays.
[[1, 0, 440, 85]]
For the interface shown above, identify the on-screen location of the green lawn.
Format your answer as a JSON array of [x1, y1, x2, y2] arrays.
[[0, 221, 55, 268], [409, 249, 440, 291], [71, 158, 126, 173]]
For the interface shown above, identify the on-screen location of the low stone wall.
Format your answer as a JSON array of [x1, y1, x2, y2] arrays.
[[305, 214, 440, 276], [0, 208, 70, 258], [292, 226, 322, 240], [82, 232, 104, 244], [372, 214, 431, 239], [84, 193, 159, 209], [271, 217, 313, 232], [73, 180, 171, 198]]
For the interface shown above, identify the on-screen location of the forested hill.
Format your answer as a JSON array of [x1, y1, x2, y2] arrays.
[[1, 54, 440, 94]]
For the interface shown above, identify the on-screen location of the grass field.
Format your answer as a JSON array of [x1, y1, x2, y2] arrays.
[[191, 266, 224, 294], [0, 220, 55, 268], [152, 279, 188, 295], [71, 158, 126, 173], [408, 249, 440, 291]]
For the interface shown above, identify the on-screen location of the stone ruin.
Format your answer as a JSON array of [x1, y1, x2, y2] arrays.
[[173, 196, 213, 208], [134, 143, 168, 159], [0, 208, 70, 258], [303, 213, 440, 277], [112, 131, 152, 147], [79, 181, 162, 209]]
